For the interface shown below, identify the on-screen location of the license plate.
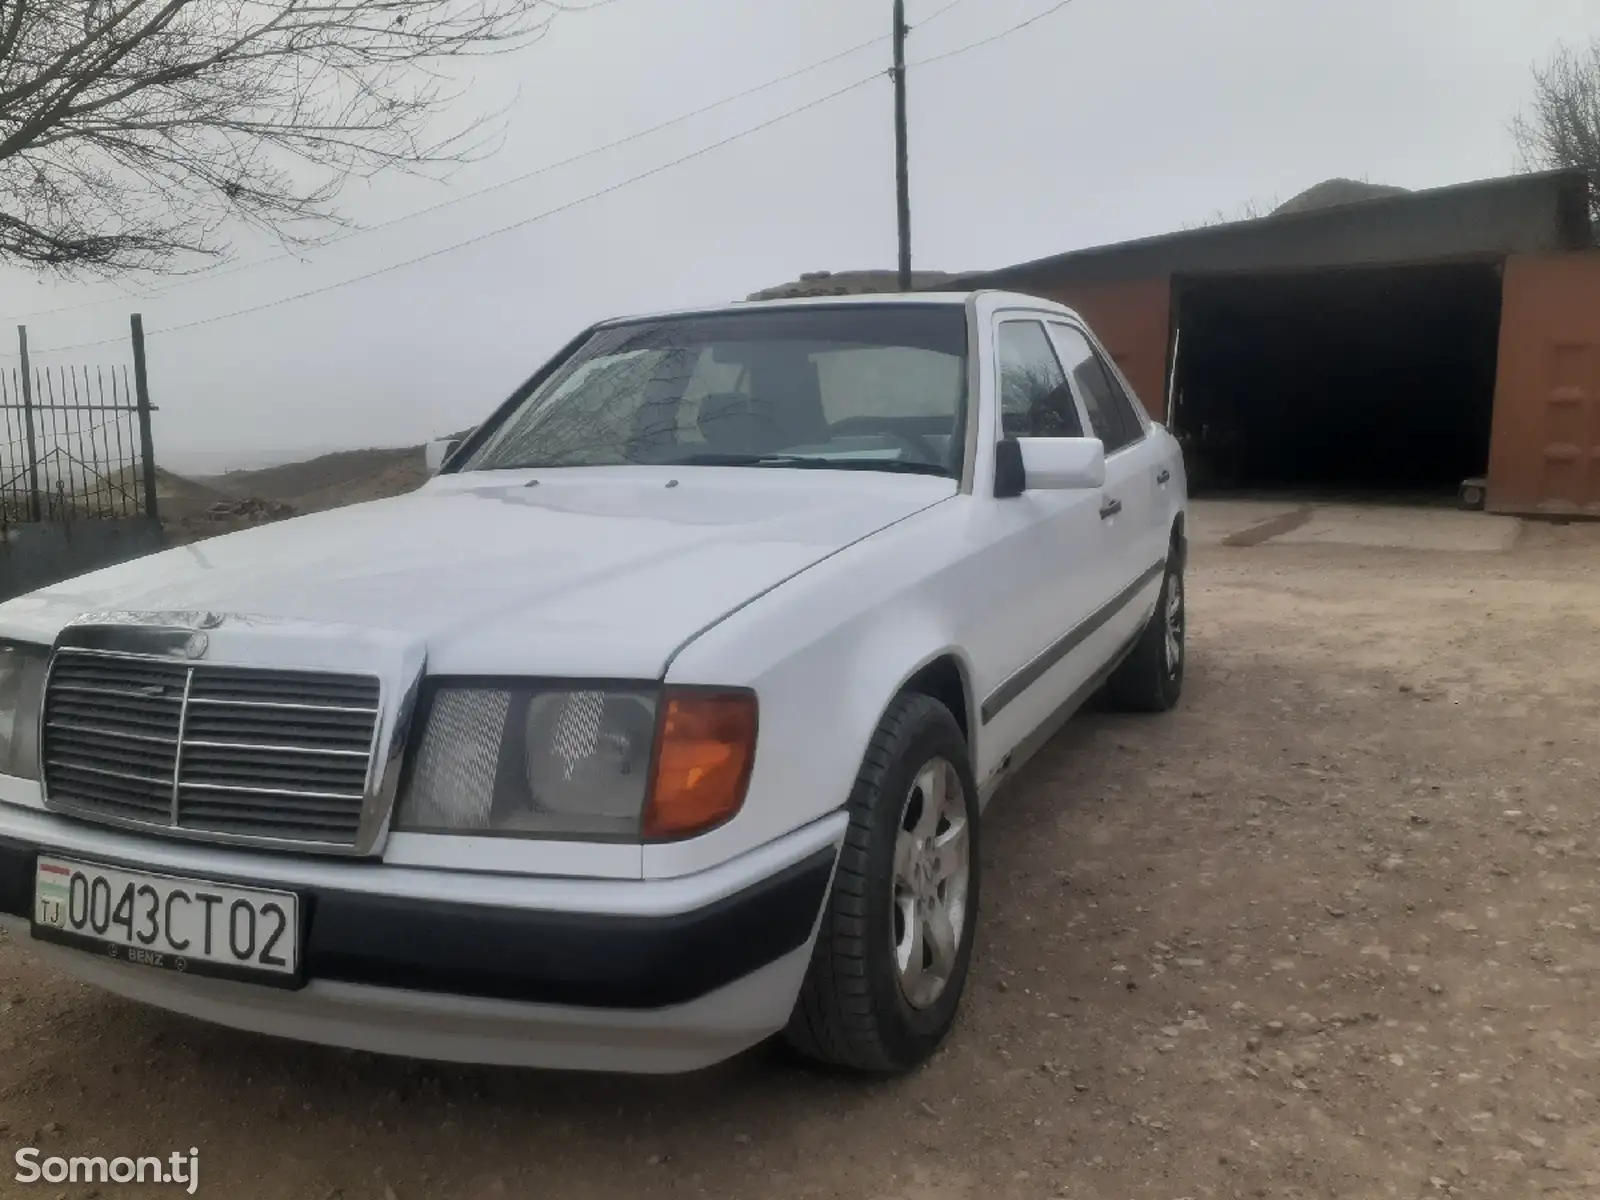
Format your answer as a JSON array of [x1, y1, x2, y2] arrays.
[[32, 855, 301, 987]]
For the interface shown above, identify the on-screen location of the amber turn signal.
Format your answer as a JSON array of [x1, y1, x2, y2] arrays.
[[643, 689, 758, 839]]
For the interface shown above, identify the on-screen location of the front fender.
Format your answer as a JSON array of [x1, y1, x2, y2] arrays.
[[842, 618, 978, 770], [645, 508, 974, 880]]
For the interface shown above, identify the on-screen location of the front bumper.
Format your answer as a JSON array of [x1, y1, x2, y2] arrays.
[[0, 805, 843, 1072]]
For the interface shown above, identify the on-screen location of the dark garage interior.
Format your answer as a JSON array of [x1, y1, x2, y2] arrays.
[[1171, 263, 1504, 498]]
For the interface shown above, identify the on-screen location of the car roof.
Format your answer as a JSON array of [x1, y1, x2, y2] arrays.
[[594, 290, 1074, 327]]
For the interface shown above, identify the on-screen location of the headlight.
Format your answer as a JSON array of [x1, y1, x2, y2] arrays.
[[0, 642, 48, 781], [395, 684, 756, 841]]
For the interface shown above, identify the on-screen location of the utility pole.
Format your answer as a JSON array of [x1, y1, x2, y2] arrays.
[[17, 326, 39, 522], [130, 314, 159, 521], [892, 0, 912, 291]]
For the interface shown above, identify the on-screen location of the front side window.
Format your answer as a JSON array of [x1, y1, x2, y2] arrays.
[[461, 306, 970, 479], [996, 320, 1083, 438]]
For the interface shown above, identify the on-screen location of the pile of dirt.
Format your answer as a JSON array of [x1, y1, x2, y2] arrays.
[[746, 268, 964, 300], [151, 467, 235, 516], [201, 496, 296, 524], [161, 495, 297, 547]]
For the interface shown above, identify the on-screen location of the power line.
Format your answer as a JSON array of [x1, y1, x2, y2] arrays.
[[911, 0, 970, 30], [888, 0, 1081, 281], [2, 31, 892, 328], [28, 70, 885, 355], [16, 5, 1087, 353], [907, 0, 1080, 68]]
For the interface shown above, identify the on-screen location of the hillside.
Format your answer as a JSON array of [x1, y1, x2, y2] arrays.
[[149, 444, 429, 544], [1272, 178, 1411, 216], [200, 445, 429, 514]]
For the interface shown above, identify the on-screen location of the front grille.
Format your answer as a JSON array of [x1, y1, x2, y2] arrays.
[[42, 652, 381, 848]]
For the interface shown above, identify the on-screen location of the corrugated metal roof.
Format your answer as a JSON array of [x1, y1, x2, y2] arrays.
[[942, 169, 1594, 290]]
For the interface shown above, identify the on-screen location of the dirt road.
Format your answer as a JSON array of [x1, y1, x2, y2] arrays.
[[0, 515, 1597, 1200]]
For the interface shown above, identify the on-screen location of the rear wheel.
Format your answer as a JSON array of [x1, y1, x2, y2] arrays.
[[1105, 549, 1185, 713], [784, 693, 980, 1074]]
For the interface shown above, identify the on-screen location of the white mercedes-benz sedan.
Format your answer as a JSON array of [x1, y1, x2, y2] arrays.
[[0, 291, 1188, 1075]]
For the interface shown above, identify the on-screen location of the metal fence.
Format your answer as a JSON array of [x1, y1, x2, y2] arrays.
[[0, 320, 157, 527]]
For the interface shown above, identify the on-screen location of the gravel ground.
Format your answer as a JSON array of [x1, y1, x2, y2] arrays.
[[0, 519, 1596, 1200]]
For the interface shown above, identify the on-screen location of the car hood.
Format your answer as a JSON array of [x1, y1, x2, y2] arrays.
[[0, 467, 954, 677]]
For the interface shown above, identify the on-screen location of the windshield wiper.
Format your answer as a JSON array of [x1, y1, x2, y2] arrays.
[[658, 452, 806, 466], [660, 452, 952, 477], [816, 459, 953, 477], [479, 453, 798, 470]]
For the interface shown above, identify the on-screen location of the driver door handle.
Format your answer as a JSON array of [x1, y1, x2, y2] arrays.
[[1099, 497, 1122, 520], [1157, 468, 1171, 485]]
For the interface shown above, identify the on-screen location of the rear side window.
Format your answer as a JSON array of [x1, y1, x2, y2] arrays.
[[1048, 324, 1143, 452], [1094, 349, 1149, 442], [996, 321, 1084, 438]]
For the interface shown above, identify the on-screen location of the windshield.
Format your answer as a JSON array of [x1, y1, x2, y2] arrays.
[[460, 305, 970, 478]]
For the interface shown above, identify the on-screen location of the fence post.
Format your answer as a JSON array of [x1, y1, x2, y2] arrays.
[[16, 325, 39, 522], [129, 313, 158, 521]]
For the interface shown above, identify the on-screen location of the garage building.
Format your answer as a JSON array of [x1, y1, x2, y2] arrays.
[[944, 170, 1598, 517]]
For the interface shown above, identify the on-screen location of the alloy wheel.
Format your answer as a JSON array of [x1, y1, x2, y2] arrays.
[[1164, 571, 1185, 677], [890, 758, 971, 1010]]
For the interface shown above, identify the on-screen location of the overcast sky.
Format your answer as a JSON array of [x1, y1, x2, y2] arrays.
[[0, 0, 1594, 473]]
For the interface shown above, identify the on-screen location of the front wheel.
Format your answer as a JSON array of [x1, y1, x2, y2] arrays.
[[1105, 550, 1185, 713], [784, 694, 980, 1074]]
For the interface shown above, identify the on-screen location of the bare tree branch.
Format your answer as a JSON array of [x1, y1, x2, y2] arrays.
[[1181, 196, 1276, 232], [0, 0, 579, 272], [1513, 37, 1600, 219]]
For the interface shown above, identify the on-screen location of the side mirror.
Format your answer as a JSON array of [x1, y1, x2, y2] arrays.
[[993, 436, 1106, 497], [1020, 436, 1105, 490], [424, 437, 462, 475]]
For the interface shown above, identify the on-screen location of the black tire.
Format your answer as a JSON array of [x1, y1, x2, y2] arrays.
[[784, 693, 980, 1074], [1105, 548, 1185, 713]]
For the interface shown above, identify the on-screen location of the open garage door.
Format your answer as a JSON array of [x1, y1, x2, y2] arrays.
[[1487, 254, 1600, 516], [1171, 264, 1503, 501]]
